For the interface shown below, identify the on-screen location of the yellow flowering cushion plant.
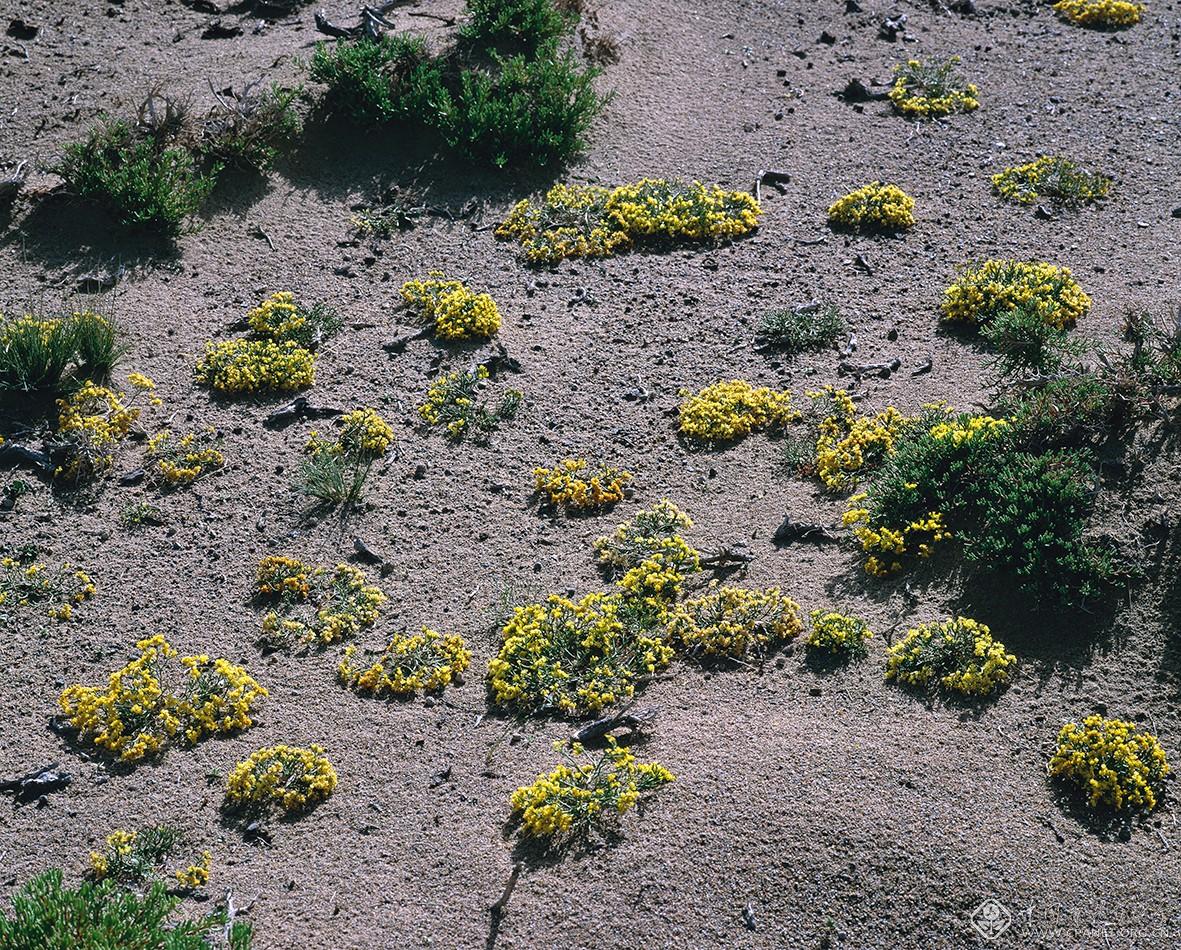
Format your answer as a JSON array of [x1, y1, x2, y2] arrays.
[[339, 628, 471, 697], [88, 826, 210, 892], [889, 57, 979, 118], [51, 375, 157, 482], [533, 458, 632, 510], [678, 379, 798, 443], [0, 554, 94, 622], [805, 387, 912, 492], [487, 592, 674, 717], [337, 407, 395, 458], [1048, 715, 1169, 813], [991, 156, 1111, 207], [145, 427, 224, 487], [400, 273, 501, 340], [827, 182, 915, 232], [225, 744, 337, 816], [418, 365, 523, 442], [668, 585, 803, 660], [941, 259, 1091, 330], [256, 560, 386, 649], [510, 739, 674, 841], [884, 617, 1015, 697], [1053, 0, 1143, 28], [246, 291, 341, 348], [59, 634, 267, 762], [807, 610, 873, 658], [194, 338, 315, 394], [594, 500, 700, 609]]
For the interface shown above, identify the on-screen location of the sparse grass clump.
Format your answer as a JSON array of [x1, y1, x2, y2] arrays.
[[225, 744, 337, 816], [246, 291, 341, 349], [889, 57, 979, 118], [807, 610, 872, 659], [255, 556, 386, 649], [677, 379, 797, 444], [145, 428, 224, 488], [827, 182, 915, 232], [668, 585, 803, 660], [496, 179, 761, 264], [992, 156, 1111, 207], [533, 458, 631, 510], [339, 628, 471, 696], [58, 634, 267, 762], [1053, 0, 1144, 28], [884, 617, 1015, 697], [418, 365, 522, 441], [511, 739, 674, 841], [197, 81, 301, 172], [0, 311, 121, 395], [298, 407, 394, 511], [194, 339, 315, 394], [0, 553, 95, 622], [1048, 715, 1169, 813], [400, 273, 501, 340], [941, 259, 1091, 330], [757, 302, 844, 356], [0, 869, 253, 950]]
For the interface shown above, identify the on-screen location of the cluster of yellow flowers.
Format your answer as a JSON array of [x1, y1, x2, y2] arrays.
[[247, 291, 341, 349], [59, 634, 267, 762], [928, 414, 1009, 446], [488, 592, 674, 717], [593, 500, 701, 610], [88, 826, 210, 891], [889, 57, 980, 117], [807, 610, 873, 658], [844, 502, 951, 576], [827, 182, 916, 232], [1048, 715, 1169, 813], [53, 375, 157, 482], [145, 427, 224, 487], [533, 458, 632, 510], [678, 379, 798, 443], [225, 744, 338, 816], [418, 365, 523, 441], [307, 407, 394, 461], [255, 556, 387, 648], [195, 339, 315, 394], [668, 585, 803, 659], [496, 179, 761, 264], [884, 617, 1016, 697], [0, 555, 94, 622], [1053, 0, 1144, 27], [510, 739, 675, 840], [339, 628, 471, 697], [991, 156, 1111, 206], [942, 259, 1092, 329], [400, 273, 501, 340], [808, 387, 911, 491]]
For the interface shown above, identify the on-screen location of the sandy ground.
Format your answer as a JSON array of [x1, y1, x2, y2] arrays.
[[1, 0, 1180, 947]]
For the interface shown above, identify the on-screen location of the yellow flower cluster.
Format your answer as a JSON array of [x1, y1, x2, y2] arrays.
[[0, 555, 94, 622], [889, 57, 980, 117], [256, 557, 386, 648], [809, 387, 911, 491], [928, 414, 1010, 446], [87, 825, 209, 890], [307, 408, 394, 461], [1048, 715, 1169, 813], [844, 502, 950, 576], [668, 585, 803, 659], [339, 628, 471, 696], [174, 852, 213, 891], [533, 458, 632, 510], [510, 739, 675, 840], [400, 273, 501, 340], [246, 291, 341, 348], [827, 182, 916, 232], [194, 339, 315, 394], [496, 179, 761, 264], [225, 744, 337, 816], [991, 156, 1111, 206], [678, 379, 798, 443], [488, 592, 674, 717], [59, 634, 267, 762], [1053, 0, 1143, 27], [418, 365, 522, 441], [53, 377, 152, 482], [146, 427, 224, 487], [807, 610, 873, 658], [941, 259, 1091, 329], [594, 500, 700, 610], [884, 617, 1016, 697]]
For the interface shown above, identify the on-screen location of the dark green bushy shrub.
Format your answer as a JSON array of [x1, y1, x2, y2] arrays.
[[57, 121, 219, 236], [307, 34, 441, 127], [0, 869, 253, 950], [460, 0, 576, 56]]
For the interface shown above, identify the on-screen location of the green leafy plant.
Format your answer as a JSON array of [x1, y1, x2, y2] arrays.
[[461, 0, 578, 56], [757, 302, 844, 356], [981, 303, 1086, 376], [307, 34, 440, 127], [0, 869, 252, 950], [0, 311, 121, 394]]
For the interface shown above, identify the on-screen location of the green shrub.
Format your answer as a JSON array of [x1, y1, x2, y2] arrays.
[[0, 869, 252, 950], [999, 377, 1121, 448], [198, 82, 302, 172], [307, 34, 440, 127], [0, 311, 121, 394], [57, 121, 219, 236], [758, 302, 844, 356], [981, 303, 1084, 376], [460, 0, 577, 56]]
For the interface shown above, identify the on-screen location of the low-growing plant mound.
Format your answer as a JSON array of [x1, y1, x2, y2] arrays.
[[339, 628, 471, 696], [992, 156, 1111, 207], [889, 57, 979, 118], [1053, 0, 1144, 28], [401, 273, 501, 340], [668, 585, 803, 660], [884, 617, 1016, 697], [533, 458, 631, 510], [941, 259, 1091, 330], [225, 744, 337, 817], [255, 556, 386, 649], [827, 182, 915, 232], [756, 302, 844, 356], [419, 366, 522, 441], [1048, 715, 1169, 813], [806, 610, 872, 659], [677, 380, 797, 444], [298, 407, 394, 511], [88, 826, 210, 893]]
